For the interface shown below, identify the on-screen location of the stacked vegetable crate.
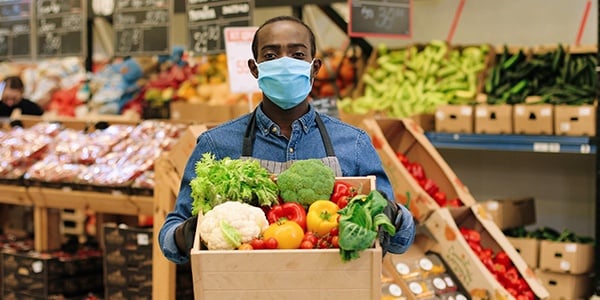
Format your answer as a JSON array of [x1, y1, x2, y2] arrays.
[[436, 44, 597, 136], [337, 41, 494, 132], [102, 223, 193, 300], [361, 117, 549, 299]]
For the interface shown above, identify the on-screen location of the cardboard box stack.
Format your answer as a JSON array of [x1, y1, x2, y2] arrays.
[[362, 117, 550, 299], [1, 248, 103, 299], [103, 223, 193, 300]]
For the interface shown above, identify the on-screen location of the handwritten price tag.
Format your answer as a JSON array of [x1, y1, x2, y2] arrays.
[[224, 27, 259, 94]]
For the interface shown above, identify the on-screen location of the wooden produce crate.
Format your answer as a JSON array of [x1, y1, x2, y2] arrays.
[[190, 176, 383, 300]]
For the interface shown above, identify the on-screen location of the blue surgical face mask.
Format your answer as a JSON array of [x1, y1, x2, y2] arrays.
[[255, 57, 313, 110]]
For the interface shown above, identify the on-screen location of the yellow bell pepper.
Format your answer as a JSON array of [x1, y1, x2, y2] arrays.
[[306, 200, 340, 236]]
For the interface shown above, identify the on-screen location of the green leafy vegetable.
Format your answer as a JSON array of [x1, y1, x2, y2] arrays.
[[220, 220, 242, 249], [190, 153, 279, 215], [338, 190, 396, 262]]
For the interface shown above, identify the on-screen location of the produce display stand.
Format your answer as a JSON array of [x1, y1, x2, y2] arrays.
[[152, 154, 184, 300]]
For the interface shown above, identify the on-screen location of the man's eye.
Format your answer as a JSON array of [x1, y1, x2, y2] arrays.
[[263, 53, 277, 60], [293, 52, 306, 58]]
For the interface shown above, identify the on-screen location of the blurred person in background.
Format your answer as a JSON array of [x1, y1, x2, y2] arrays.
[[0, 76, 44, 117]]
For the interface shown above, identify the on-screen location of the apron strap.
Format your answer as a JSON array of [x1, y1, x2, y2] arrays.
[[315, 113, 336, 157]]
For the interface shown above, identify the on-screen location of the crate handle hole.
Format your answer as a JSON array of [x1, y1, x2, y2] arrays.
[[490, 112, 497, 120], [553, 252, 563, 258], [528, 113, 537, 120], [570, 117, 579, 121]]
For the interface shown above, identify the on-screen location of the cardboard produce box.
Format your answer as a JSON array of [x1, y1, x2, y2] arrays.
[[535, 269, 593, 300], [554, 104, 596, 136], [538, 240, 594, 274], [506, 237, 540, 269], [435, 105, 474, 133], [474, 104, 513, 134], [513, 104, 554, 135], [190, 176, 383, 300], [362, 118, 476, 223], [483, 197, 536, 230], [422, 205, 549, 300]]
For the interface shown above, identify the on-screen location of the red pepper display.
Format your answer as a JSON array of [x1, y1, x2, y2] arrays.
[[460, 227, 535, 299], [395, 152, 463, 208], [267, 202, 307, 231], [330, 181, 357, 209]]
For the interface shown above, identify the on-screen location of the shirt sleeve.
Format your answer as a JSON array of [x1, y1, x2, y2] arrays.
[[158, 132, 217, 264]]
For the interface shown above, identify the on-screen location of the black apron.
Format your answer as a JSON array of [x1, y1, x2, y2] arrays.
[[240, 109, 343, 176]]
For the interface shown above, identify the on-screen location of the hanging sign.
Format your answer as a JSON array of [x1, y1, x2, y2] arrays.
[[36, 0, 87, 58], [113, 0, 171, 56], [0, 0, 32, 60], [224, 27, 258, 94], [348, 0, 412, 39], [187, 0, 254, 56]]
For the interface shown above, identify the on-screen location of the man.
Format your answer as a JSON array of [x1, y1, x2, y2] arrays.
[[159, 16, 415, 264], [0, 76, 44, 117]]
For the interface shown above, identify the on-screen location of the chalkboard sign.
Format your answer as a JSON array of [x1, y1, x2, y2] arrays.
[[349, 0, 412, 38], [114, 0, 171, 56], [0, 0, 32, 60], [187, 0, 254, 56], [311, 97, 340, 119], [36, 0, 86, 58]]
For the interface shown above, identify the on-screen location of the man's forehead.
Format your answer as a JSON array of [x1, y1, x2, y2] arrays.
[[257, 21, 310, 45]]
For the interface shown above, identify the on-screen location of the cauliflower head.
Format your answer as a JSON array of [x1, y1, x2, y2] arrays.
[[277, 159, 335, 206], [198, 201, 269, 250]]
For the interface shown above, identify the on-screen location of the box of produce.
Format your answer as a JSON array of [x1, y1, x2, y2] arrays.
[[506, 237, 540, 269], [338, 41, 491, 125], [535, 270, 593, 300], [422, 205, 549, 299], [362, 117, 476, 223], [482, 197, 536, 230], [187, 156, 393, 299], [434, 104, 474, 133], [538, 239, 594, 274], [554, 104, 596, 136], [474, 103, 513, 134], [312, 46, 365, 99], [513, 103, 554, 135]]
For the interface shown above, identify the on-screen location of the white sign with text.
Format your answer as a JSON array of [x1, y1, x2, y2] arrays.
[[224, 26, 259, 94]]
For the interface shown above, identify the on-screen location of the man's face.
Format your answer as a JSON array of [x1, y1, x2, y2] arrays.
[[2, 87, 23, 107], [248, 20, 321, 78]]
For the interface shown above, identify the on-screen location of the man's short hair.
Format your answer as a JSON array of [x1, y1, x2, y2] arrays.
[[251, 16, 316, 59]]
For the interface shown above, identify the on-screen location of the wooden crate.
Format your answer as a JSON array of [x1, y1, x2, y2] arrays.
[[190, 176, 383, 300]]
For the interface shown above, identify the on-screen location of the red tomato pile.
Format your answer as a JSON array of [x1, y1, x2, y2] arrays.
[[396, 152, 462, 207], [460, 228, 535, 299]]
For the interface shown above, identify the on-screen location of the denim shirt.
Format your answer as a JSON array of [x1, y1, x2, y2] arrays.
[[158, 105, 416, 264]]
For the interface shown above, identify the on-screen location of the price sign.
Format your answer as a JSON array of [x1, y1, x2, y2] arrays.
[[349, 0, 412, 38], [0, 0, 32, 60], [187, 0, 253, 56], [224, 27, 258, 94], [36, 0, 86, 58], [113, 0, 171, 56]]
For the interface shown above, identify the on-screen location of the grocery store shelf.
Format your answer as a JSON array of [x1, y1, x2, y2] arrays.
[[0, 184, 33, 206], [425, 132, 596, 154]]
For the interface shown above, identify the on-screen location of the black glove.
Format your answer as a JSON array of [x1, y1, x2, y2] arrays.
[[175, 215, 198, 255], [378, 191, 402, 257]]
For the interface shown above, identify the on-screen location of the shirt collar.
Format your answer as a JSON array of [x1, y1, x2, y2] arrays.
[[255, 104, 316, 136]]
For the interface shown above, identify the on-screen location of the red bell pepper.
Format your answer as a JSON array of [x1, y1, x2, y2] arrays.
[[267, 202, 307, 230], [494, 251, 511, 267], [460, 227, 481, 244], [330, 181, 357, 209], [419, 178, 439, 196], [395, 152, 409, 167], [446, 198, 462, 207], [432, 191, 446, 206], [406, 162, 425, 181]]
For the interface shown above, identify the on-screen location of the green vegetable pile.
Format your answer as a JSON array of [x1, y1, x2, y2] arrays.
[[485, 44, 597, 105], [190, 153, 279, 215], [504, 226, 595, 244], [277, 159, 336, 207], [337, 190, 396, 262]]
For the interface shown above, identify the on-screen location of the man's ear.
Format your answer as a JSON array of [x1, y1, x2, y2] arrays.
[[248, 59, 258, 78], [311, 58, 322, 79]]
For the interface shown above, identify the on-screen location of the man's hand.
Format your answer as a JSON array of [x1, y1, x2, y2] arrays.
[[175, 215, 198, 255], [377, 190, 404, 257]]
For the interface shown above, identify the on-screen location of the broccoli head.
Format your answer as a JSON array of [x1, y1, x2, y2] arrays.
[[277, 159, 336, 206]]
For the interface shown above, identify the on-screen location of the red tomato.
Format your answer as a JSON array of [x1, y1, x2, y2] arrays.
[[264, 237, 278, 249], [329, 226, 339, 236], [331, 236, 339, 248], [249, 238, 265, 250], [318, 239, 330, 249], [303, 233, 318, 245], [300, 240, 314, 249]]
